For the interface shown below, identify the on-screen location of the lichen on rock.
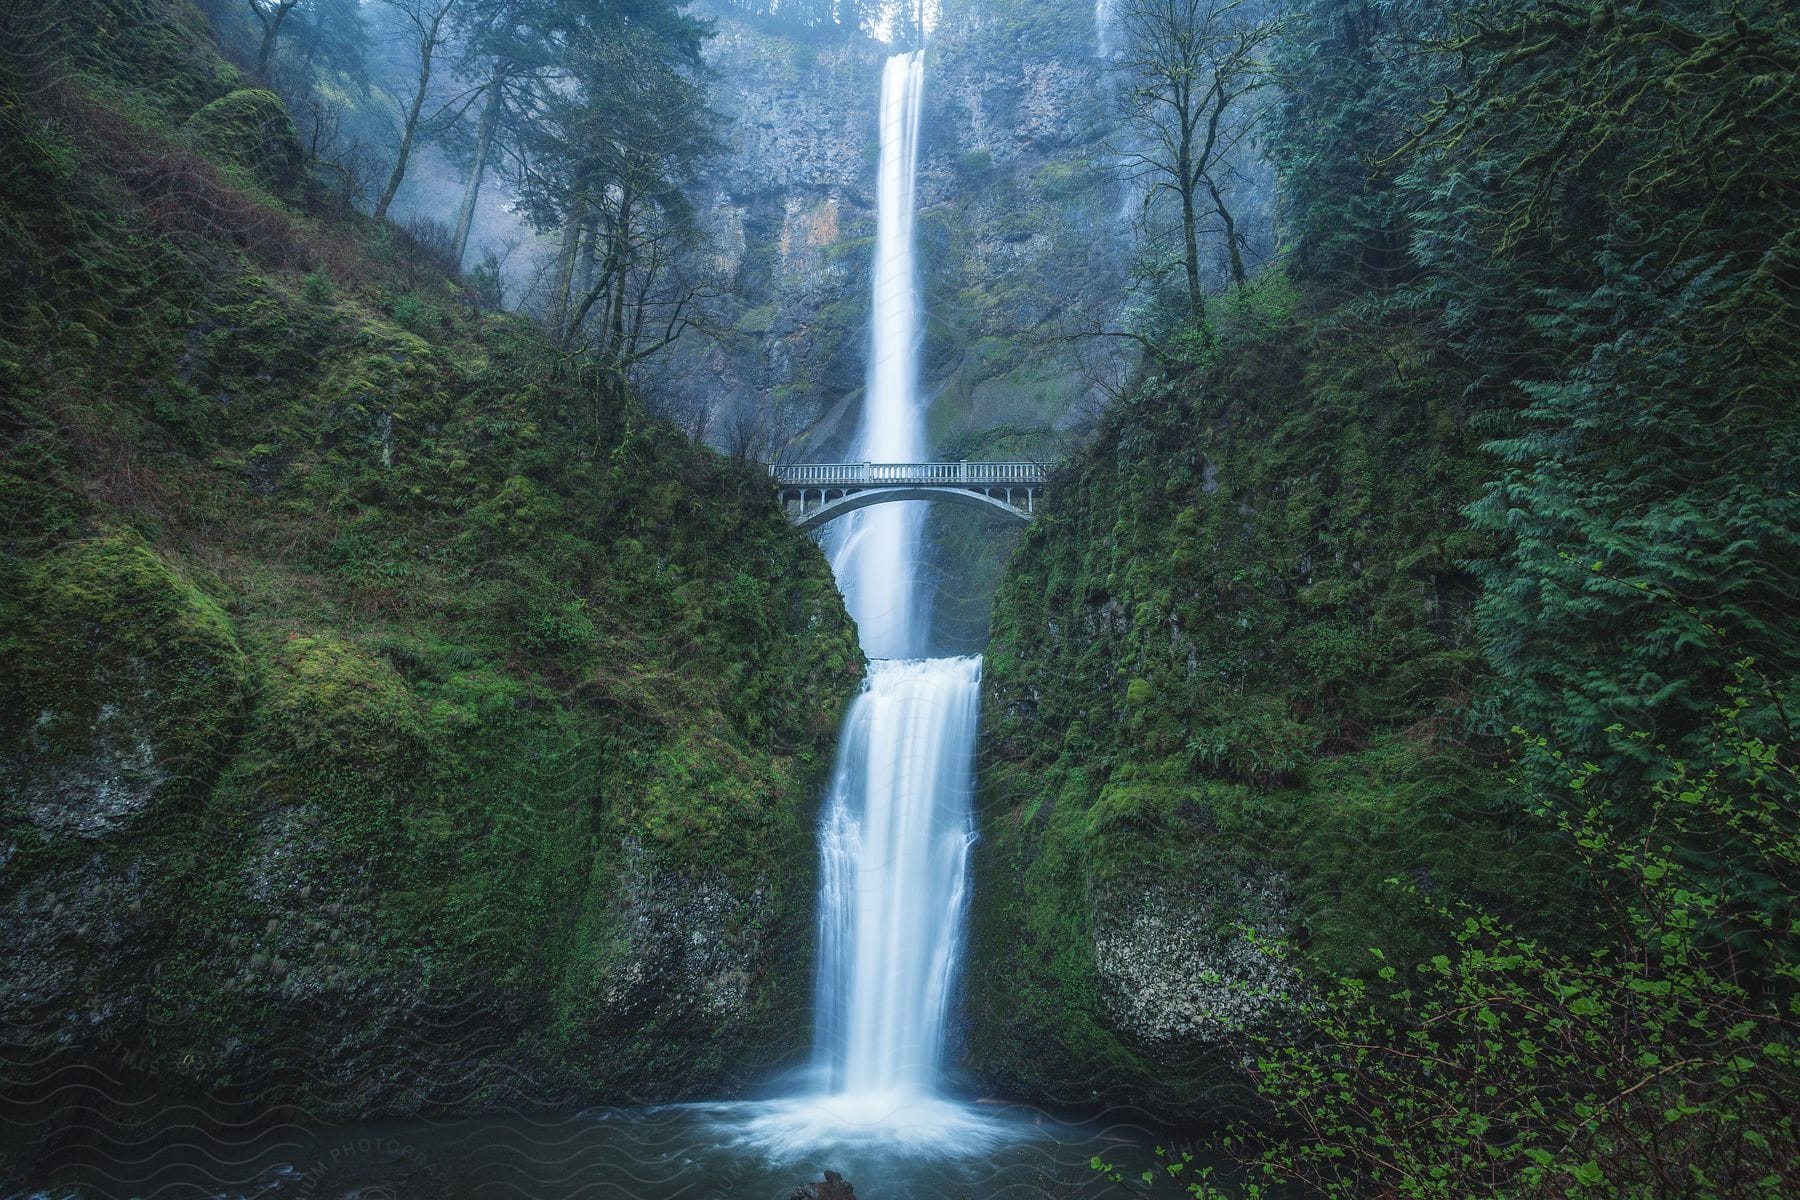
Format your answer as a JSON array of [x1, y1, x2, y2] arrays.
[[1091, 878, 1296, 1051]]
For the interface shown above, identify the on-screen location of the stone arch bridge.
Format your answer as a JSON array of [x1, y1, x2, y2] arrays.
[[771, 461, 1046, 531]]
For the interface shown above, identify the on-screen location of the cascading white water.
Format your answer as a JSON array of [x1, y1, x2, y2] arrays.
[[1095, 0, 1117, 57], [810, 656, 979, 1095], [806, 49, 984, 1118], [829, 50, 929, 661], [740, 47, 995, 1156]]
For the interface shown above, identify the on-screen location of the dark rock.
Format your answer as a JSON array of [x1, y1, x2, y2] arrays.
[[790, 1170, 855, 1200]]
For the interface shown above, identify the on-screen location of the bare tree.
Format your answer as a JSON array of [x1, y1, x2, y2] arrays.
[[720, 398, 769, 462], [294, 93, 380, 212], [1114, 0, 1280, 327], [247, 0, 305, 76], [373, 0, 460, 221]]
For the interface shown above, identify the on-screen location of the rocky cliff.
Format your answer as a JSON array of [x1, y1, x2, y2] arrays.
[[657, 1, 1128, 653], [0, 0, 860, 1132], [665, 0, 1129, 462]]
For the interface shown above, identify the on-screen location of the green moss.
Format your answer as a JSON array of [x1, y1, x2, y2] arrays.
[[1, 530, 250, 810], [964, 276, 1567, 1114], [182, 88, 303, 193], [261, 632, 429, 789], [737, 303, 779, 335], [0, 9, 864, 1116]]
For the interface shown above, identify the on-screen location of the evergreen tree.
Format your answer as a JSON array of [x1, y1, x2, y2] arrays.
[[1423, 0, 1800, 798], [508, 0, 719, 375]]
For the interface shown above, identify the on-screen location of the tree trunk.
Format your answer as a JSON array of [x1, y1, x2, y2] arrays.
[[606, 187, 634, 361], [375, 9, 446, 221], [253, 0, 295, 76], [1207, 176, 1247, 287], [546, 205, 584, 342], [1180, 180, 1206, 327], [451, 72, 504, 266]]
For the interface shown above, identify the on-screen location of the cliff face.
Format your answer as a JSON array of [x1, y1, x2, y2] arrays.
[[660, 15, 886, 443], [958, 284, 1564, 1119], [0, 0, 860, 1124], [665, 0, 1129, 459]]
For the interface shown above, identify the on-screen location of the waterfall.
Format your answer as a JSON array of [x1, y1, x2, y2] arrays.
[[807, 51, 982, 1108], [810, 656, 979, 1094], [828, 50, 928, 660]]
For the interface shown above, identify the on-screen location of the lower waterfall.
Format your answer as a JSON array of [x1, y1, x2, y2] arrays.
[[810, 657, 982, 1096]]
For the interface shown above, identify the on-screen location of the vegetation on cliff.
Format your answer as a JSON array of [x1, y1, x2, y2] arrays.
[[0, 0, 859, 1121], [971, 0, 1799, 1189]]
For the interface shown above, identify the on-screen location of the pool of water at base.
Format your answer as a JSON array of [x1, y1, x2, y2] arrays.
[[6, 1094, 1174, 1200]]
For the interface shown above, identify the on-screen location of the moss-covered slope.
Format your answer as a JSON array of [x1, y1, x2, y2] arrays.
[[0, 0, 859, 1120], [960, 284, 1564, 1119]]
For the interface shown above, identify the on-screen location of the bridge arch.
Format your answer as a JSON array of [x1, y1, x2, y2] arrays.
[[772, 461, 1047, 532], [789, 485, 1032, 532]]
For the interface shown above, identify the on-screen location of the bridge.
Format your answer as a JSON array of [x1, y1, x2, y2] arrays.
[[771, 461, 1047, 531]]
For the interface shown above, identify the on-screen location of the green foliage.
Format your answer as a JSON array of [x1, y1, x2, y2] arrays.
[[1269, 0, 1441, 285], [1024, 0, 1800, 1167], [301, 266, 335, 301], [1110, 694, 1799, 1198], [522, 596, 597, 655], [1415, 0, 1800, 812], [0, 14, 863, 1111], [965, 277, 1541, 1114], [260, 631, 430, 790], [387, 289, 428, 330]]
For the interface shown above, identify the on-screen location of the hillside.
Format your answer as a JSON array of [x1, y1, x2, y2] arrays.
[[0, 0, 860, 1124], [963, 3, 1800, 1185], [960, 283, 1554, 1116]]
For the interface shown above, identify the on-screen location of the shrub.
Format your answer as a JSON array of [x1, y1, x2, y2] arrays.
[[1102, 674, 1800, 1199], [393, 214, 461, 282], [522, 598, 597, 657], [301, 267, 335, 303]]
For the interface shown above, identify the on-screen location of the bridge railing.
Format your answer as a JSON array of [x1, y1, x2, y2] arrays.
[[771, 461, 1047, 487]]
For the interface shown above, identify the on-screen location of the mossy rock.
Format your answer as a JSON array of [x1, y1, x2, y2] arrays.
[[737, 303, 779, 335], [256, 632, 431, 808], [0, 531, 249, 836], [182, 88, 304, 193]]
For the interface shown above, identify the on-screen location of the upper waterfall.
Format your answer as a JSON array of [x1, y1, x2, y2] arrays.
[[828, 50, 929, 660]]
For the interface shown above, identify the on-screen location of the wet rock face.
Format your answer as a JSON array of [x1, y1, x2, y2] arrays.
[[2, 851, 157, 1044], [1092, 878, 1297, 1050], [599, 836, 776, 1025], [13, 695, 167, 838]]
